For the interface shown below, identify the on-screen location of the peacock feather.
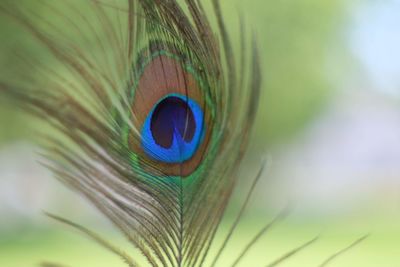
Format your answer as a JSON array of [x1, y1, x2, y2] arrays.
[[0, 1, 368, 266], [0, 0, 261, 266]]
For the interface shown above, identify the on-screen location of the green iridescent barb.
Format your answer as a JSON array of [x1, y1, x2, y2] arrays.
[[0, 0, 261, 266]]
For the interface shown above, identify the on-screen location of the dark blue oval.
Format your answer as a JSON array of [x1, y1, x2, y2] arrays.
[[141, 94, 204, 163]]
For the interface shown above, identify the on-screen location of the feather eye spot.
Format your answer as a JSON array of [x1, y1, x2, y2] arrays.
[[127, 45, 214, 177], [142, 94, 204, 163]]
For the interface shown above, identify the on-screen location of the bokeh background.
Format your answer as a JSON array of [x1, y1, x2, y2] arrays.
[[1, 0, 400, 266]]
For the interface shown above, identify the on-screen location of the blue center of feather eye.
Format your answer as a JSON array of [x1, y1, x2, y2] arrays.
[[141, 94, 204, 163]]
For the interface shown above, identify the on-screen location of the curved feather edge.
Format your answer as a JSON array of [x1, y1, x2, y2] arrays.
[[318, 234, 369, 267], [45, 212, 139, 267], [265, 236, 319, 267]]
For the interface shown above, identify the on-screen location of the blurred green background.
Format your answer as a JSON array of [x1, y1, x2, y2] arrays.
[[1, 0, 400, 266]]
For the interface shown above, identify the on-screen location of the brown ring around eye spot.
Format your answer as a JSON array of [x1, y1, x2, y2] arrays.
[[129, 52, 212, 177]]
